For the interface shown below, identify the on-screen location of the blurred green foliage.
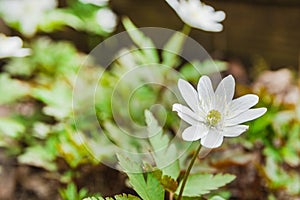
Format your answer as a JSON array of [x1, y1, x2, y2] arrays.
[[0, 1, 299, 199], [59, 183, 89, 200]]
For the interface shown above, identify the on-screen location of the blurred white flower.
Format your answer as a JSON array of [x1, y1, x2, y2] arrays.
[[95, 8, 118, 32], [0, 34, 31, 59], [165, 0, 226, 32], [173, 75, 266, 148], [0, 0, 57, 36], [79, 0, 109, 6]]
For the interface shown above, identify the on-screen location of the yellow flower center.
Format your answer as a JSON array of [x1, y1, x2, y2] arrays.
[[206, 109, 221, 126]]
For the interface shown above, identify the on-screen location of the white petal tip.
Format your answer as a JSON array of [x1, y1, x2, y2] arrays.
[[202, 24, 224, 32], [178, 78, 189, 87], [165, 0, 179, 10], [255, 107, 267, 117], [226, 74, 234, 80], [172, 103, 180, 112], [201, 142, 222, 149], [199, 75, 209, 82], [215, 11, 226, 21], [260, 107, 268, 116]]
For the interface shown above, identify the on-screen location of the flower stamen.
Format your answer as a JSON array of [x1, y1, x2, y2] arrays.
[[206, 109, 221, 126]]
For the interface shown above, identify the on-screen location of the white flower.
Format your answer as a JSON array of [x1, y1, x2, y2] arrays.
[[0, 34, 31, 59], [0, 0, 57, 37], [173, 75, 267, 148], [79, 0, 109, 6], [165, 0, 226, 32], [95, 8, 118, 32]]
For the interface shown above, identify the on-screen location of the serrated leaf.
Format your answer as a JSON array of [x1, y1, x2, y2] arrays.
[[162, 31, 186, 67], [145, 110, 180, 179], [161, 175, 178, 192], [161, 144, 180, 179], [175, 173, 236, 197], [59, 182, 88, 200], [117, 153, 143, 173], [83, 197, 104, 200], [151, 168, 163, 180], [122, 17, 159, 63], [145, 173, 165, 200], [83, 194, 140, 200], [145, 110, 168, 149], [114, 194, 141, 200], [140, 167, 178, 193], [117, 154, 164, 200], [103, 121, 142, 152]]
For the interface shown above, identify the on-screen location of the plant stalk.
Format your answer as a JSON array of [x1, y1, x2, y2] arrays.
[[182, 24, 191, 35], [177, 143, 202, 200]]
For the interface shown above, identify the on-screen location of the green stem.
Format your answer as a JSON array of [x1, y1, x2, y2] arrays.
[[182, 24, 191, 35], [177, 143, 202, 200]]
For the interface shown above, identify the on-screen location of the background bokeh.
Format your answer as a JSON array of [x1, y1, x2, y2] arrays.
[[0, 0, 299, 200]]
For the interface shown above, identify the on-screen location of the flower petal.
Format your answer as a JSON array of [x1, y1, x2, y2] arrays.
[[197, 75, 215, 112], [225, 108, 267, 126], [197, 22, 223, 32], [228, 94, 259, 118], [14, 48, 31, 57], [215, 75, 235, 104], [173, 103, 203, 125], [215, 75, 235, 112], [223, 125, 249, 137], [165, 0, 179, 11], [213, 10, 226, 22], [201, 129, 223, 148], [182, 124, 208, 141], [178, 79, 199, 112]]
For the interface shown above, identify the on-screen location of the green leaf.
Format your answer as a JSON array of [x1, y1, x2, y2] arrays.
[[0, 74, 29, 104], [103, 121, 142, 152], [3, 57, 34, 77], [114, 194, 141, 200], [83, 194, 141, 200], [161, 144, 180, 179], [5, 38, 82, 80], [18, 145, 57, 171], [59, 183, 88, 200], [117, 154, 164, 200], [209, 196, 226, 200], [32, 81, 72, 119], [162, 31, 186, 67], [175, 173, 236, 197], [161, 175, 178, 192], [263, 156, 300, 195], [281, 146, 300, 167], [145, 110, 180, 179], [83, 197, 104, 200], [39, 9, 83, 33], [0, 118, 25, 138], [122, 17, 159, 63], [180, 60, 227, 83]]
